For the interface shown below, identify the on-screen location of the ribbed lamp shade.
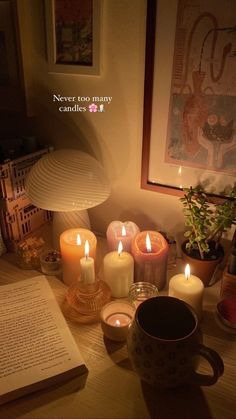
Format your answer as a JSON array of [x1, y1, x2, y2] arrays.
[[25, 149, 111, 248], [25, 149, 110, 211]]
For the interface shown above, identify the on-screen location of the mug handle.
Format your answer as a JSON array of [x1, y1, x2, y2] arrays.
[[191, 344, 224, 386]]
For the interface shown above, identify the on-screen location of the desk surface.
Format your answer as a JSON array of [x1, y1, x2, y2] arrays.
[[0, 240, 235, 419]]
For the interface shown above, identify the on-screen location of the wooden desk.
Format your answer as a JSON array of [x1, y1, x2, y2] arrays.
[[0, 242, 235, 419]]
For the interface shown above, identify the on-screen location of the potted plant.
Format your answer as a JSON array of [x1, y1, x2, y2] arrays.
[[180, 185, 236, 286]]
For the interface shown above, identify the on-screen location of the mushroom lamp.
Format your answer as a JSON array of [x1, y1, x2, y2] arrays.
[[25, 149, 110, 247]]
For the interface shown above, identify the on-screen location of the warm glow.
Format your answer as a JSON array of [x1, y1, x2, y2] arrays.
[[178, 166, 183, 189], [85, 240, 90, 258], [115, 319, 121, 327], [121, 225, 126, 236], [185, 264, 191, 280], [118, 241, 123, 256], [76, 234, 81, 245], [146, 233, 152, 252]]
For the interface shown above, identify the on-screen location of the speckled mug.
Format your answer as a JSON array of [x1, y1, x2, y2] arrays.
[[127, 297, 224, 388]]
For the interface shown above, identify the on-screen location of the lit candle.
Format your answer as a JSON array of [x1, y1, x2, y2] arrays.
[[131, 230, 169, 290], [168, 264, 204, 319], [80, 240, 95, 284], [100, 301, 135, 341], [106, 220, 140, 253], [103, 241, 134, 297], [60, 228, 97, 286]]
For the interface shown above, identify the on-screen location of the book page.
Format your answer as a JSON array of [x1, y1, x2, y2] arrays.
[[0, 276, 86, 398]]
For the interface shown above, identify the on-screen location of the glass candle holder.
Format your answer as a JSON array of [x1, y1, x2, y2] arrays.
[[64, 278, 111, 324], [128, 282, 158, 309], [40, 248, 62, 276], [17, 236, 45, 269]]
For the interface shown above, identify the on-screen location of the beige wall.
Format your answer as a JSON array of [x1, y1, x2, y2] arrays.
[[17, 0, 185, 238]]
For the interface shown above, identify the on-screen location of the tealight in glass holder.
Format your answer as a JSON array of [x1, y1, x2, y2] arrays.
[[128, 282, 158, 309]]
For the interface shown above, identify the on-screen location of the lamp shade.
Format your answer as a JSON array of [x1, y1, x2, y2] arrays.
[[25, 149, 111, 248], [25, 149, 111, 211]]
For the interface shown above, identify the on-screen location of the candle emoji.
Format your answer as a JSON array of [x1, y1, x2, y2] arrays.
[[168, 264, 204, 320], [80, 240, 95, 284], [60, 228, 97, 286], [103, 241, 134, 297], [106, 221, 140, 253], [131, 231, 169, 290]]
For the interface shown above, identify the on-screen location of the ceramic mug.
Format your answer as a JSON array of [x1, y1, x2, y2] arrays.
[[127, 296, 224, 388]]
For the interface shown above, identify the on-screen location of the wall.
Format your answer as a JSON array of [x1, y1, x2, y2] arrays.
[[17, 0, 185, 239]]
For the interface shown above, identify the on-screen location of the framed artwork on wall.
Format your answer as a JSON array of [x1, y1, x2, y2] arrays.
[[0, 0, 25, 112], [45, 0, 101, 76], [141, 0, 236, 198]]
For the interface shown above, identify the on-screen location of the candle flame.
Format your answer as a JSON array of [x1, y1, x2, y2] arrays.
[[146, 233, 152, 252], [121, 225, 126, 236], [85, 240, 90, 258], [178, 166, 182, 175], [118, 241, 123, 256], [115, 319, 121, 327], [185, 264, 190, 280], [76, 234, 81, 245]]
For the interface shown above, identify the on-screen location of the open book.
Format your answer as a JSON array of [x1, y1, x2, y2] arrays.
[[0, 276, 87, 405]]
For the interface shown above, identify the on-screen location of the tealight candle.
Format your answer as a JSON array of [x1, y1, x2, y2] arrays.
[[106, 221, 140, 253], [131, 231, 169, 290], [168, 264, 204, 319], [100, 301, 135, 341], [103, 241, 134, 298], [60, 228, 97, 286]]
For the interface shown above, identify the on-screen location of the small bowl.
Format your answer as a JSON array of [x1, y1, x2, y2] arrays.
[[100, 301, 135, 342], [216, 297, 236, 329]]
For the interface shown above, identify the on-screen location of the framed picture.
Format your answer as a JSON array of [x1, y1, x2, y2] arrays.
[[141, 0, 236, 198], [45, 0, 101, 76], [0, 0, 25, 112]]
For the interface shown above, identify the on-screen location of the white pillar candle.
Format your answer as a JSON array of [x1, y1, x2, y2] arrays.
[[168, 264, 204, 319], [80, 240, 95, 284], [103, 241, 134, 298]]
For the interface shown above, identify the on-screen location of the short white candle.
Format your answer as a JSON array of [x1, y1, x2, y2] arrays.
[[103, 241, 134, 298], [80, 240, 95, 284], [100, 301, 135, 341], [168, 264, 204, 319]]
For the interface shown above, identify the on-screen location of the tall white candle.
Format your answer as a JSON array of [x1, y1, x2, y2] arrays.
[[103, 241, 134, 298], [168, 264, 204, 319], [80, 240, 95, 284]]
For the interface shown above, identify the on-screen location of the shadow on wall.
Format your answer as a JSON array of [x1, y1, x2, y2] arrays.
[[31, 83, 102, 158]]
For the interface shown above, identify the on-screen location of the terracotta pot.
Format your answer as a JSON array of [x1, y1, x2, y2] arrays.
[[181, 241, 224, 287]]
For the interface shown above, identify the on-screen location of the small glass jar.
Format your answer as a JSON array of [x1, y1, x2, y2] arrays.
[[128, 282, 158, 309], [40, 248, 62, 276], [17, 236, 45, 269]]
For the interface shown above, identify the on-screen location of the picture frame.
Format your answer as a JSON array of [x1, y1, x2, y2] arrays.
[[0, 0, 25, 112], [141, 0, 236, 198], [45, 0, 101, 76]]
